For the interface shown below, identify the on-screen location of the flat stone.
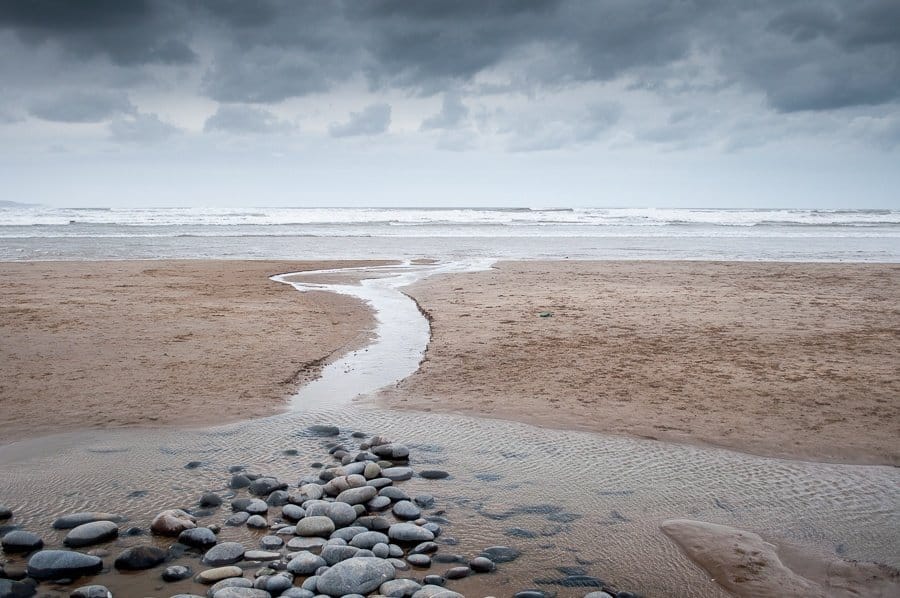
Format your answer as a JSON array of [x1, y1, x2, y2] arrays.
[[336, 486, 377, 506], [259, 535, 283, 550], [388, 523, 434, 543], [480, 545, 521, 563], [280, 590, 315, 598], [211, 587, 270, 598], [380, 578, 422, 597], [70, 585, 111, 598], [406, 554, 431, 567], [325, 502, 357, 528], [52, 512, 124, 530], [244, 550, 280, 561], [411, 585, 463, 598], [286, 551, 326, 575], [281, 504, 305, 521], [27, 550, 103, 580], [348, 531, 389, 549], [203, 542, 246, 566], [162, 564, 193, 581], [179, 527, 218, 549], [209, 577, 253, 594], [64, 521, 118, 548], [249, 477, 287, 497], [246, 515, 268, 528], [196, 565, 244, 584], [1, 530, 43, 553], [378, 487, 409, 501], [306, 424, 340, 436], [114, 545, 167, 570], [230, 474, 252, 489], [151, 509, 197, 536], [315, 557, 395, 595], [381, 467, 414, 481], [366, 496, 392, 511], [469, 556, 496, 572], [445, 566, 470, 579], [287, 536, 327, 551], [392, 501, 421, 520], [418, 470, 449, 480], [296, 516, 335, 537]]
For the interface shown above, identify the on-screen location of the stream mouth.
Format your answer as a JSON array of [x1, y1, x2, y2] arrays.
[[0, 261, 897, 597]]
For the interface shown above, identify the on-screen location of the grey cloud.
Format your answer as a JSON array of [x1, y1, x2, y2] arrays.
[[329, 103, 391, 137], [0, 0, 197, 66], [421, 92, 469, 130], [29, 90, 135, 123], [504, 102, 621, 153], [109, 112, 179, 144], [204, 105, 294, 135]]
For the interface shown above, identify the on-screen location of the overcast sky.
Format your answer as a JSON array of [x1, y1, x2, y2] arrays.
[[1, 0, 898, 208]]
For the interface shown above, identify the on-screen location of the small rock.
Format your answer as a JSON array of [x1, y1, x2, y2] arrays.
[[1, 530, 43, 553], [414, 495, 435, 508], [150, 509, 197, 536], [469, 556, 496, 572], [244, 550, 281, 561], [306, 424, 339, 436], [392, 501, 421, 520], [296, 516, 335, 537], [114, 545, 167, 570], [370, 444, 410, 459], [315, 556, 396, 595], [179, 527, 218, 549], [249, 477, 287, 497], [196, 565, 244, 584], [406, 554, 431, 567], [27, 549, 103, 580], [203, 542, 246, 566], [419, 470, 449, 480], [445, 566, 470, 579], [259, 535, 283, 550], [286, 551, 326, 576], [380, 578, 422, 597], [230, 474, 252, 489], [70, 585, 111, 598], [225, 512, 250, 526], [64, 521, 118, 548], [200, 493, 223, 507], [381, 467, 414, 481], [162, 564, 193, 581], [325, 502, 357, 528], [52, 512, 124, 530], [0, 505, 11, 520], [388, 523, 434, 543], [246, 515, 268, 528], [480, 545, 521, 563]]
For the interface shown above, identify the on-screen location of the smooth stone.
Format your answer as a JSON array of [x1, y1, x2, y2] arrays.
[[226, 512, 251, 526], [422, 523, 442, 537], [114, 545, 166, 570], [388, 557, 410, 571], [367, 477, 393, 489], [281, 504, 305, 521], [1, 530, 43, 553], [378, 487, 409, 501], [287, 536, 327, 551], [392, 501, 421, 520], [315, 557, 395, 595], [422, 575, 444, 586], [280, 590, 314, 598], [480, 545, 522, 563], [199, 492, 223, 507], [265, 574, 293, 593], [0, 505, 11, 520], [70, 585, 111, 598], [259, 535, 283, 550], [410, 541, 438, 555], [583, 593, 615, 598], [370, 444, 410, 459], [335, 486, 377, 506], [296, 516, 335, 537], [211, 587, 270, 598], [233, 498, 269, 514], [246, 515, 268, 528], [266, 490, 290, 507], [432, 554, 465, 564], [249, 477, 287, 497], [380, 578, 422, 597], [63, 521, 118, 548], [445, 566, 470, 579], [406, 554, 431, 567], [324, 502, 357, 528], [372, 543, 390, 558], [27, 550, 103, 580], [286, 551, 326, 575], [363, 462, 381, 479], [209, 577, 253, 595], [244, 550, 281, 561], [163, 564, 194, 581], [306, 424, 340, 436], [411, 586, 463, 598], [366, 496, 391, 511], [419, 470, 449, 480], [203, 542, 246, 566], [196, 566, 244, 583], [381, 467, 414, 481], [388, 523, 434, 543], [414, 495, 435, 508], [300, 575, 318, 591], [469, 556, 496, 572], [179, 527, 218, 549], [151, 509, 197, 536], [321, 544, 360, 565], [348, 531, 388, 549], [330, 526, 367, 542], [52, 512, 124, 530], [231, 474, 252, 489]]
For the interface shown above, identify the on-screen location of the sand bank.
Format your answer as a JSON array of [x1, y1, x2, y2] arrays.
[[382, 261, 900, 465], [0, 260, 383, 443]]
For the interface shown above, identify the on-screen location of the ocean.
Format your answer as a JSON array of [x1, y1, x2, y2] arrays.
[[1, 206, 898, 262]]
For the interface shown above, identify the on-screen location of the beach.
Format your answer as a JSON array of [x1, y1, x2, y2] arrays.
[[386, 261, 900, 466], [0, 260, 382, 444]]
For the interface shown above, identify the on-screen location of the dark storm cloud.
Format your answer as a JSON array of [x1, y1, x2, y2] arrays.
[[329, 103, 392, 137], [29, 90, 135, 123], [0, 0, 196, 65]]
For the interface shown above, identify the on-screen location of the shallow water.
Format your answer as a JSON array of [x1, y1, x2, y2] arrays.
[[0, 263, 897, 597]]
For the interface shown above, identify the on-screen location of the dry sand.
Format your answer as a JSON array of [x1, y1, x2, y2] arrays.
[[0, 260, 383, 443], [382, 261, 900, 465]]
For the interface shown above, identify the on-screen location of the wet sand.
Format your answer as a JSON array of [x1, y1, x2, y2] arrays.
[[0, 260, 383, 444], [382, 261, 900, 465]]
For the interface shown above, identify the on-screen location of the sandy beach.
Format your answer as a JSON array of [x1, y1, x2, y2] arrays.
[[0, 260, 382, 444], [383, 260, 900, 466]]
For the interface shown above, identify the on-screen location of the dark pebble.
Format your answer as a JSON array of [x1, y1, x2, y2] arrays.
[[199, 493, 223, 507], [114, 545, 167, 570], [307, 424, 340, 436], [230, 474, 251, 489], [423, 575, 445, 586], [185, 461, 203, 469], [418, 470, 450, 480]]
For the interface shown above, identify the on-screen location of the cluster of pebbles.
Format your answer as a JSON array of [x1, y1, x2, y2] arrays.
[[0, 428, 641, 598]]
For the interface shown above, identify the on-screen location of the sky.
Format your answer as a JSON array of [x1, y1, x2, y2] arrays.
[[0, 0, 898, 209]]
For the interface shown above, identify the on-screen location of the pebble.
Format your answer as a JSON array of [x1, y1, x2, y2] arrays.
[[52, 512, 125, 530], [414, 495, 435, 508], [392, 500, 421, 520], [200, 492, 223, 507], [162, 564, 193, 581], [70, 585, 111, 598], [418, 470, 449, 480], [584, 593, 615, 598], [306, 424, 340, 436], [1, 530, 43, 553], [179, 527, 218, 549], [114, 545, 167, 570], [151, 509, 197, 536], [388, 523, 435, 543], [381, 467, 414, 481], [259, 535, 283, 550], [348, 530, 389, 549], [64, 521, 119, 548], [280, 589, 314, 598], [380, 578, 422, 597], [325, 502, 358, 528], [287, 536, 327, 551], [196, 566, 244, 584], [336, 486, 377, 505], [406, 554, 431, 567], [230, 474, 252, 489], [295, 516, 335, 537], [244, 550, 281, 561], [246, 515, 268, 528], [27, 549, 103, 580], [315, 556, 396, 595], [249, 477, 287, 497], [445, 566, 471, 579], [203, 542, 246, 566], [379, 487, 409, 501], [286, 551, 326, 575], [411, 586, 463, 598], [480, 545, 522, 563], [422, 575, 445, 586], [0, 505, 11, 520], [470, 556, 497, 572], [264, 573, 293, 593], [370, 443, 410, 459], [212, 586, 270, 598], [281, 504, 305, 521]]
